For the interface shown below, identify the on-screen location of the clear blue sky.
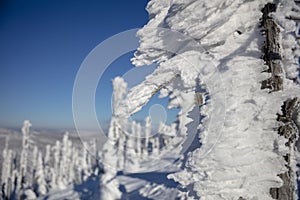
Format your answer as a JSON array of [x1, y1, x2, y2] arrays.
[[0, 0, 179, 130]]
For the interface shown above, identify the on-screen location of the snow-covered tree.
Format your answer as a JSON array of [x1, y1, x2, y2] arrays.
[[81, 142, 91, 181], [144, 116, 151, 156], [3, 0, 300, 199], [31, 145, 38, 170], [151, 137, 160, 156], [20, 120, 31, 189], [1, 144, 13, 199], [1, 137, 9, 193], [48, 168, 57, 190], [52, 140, 61, 189], [1, 121, 102, 199], [136, 122, 142, 157], [100, 77, 129, 199], [66, 140, 75, 184], [34, 152, 47, 196], [59, 132, 72, 185], [108, 76, 128, 141], [11, 169, 20, 199], [44, 145, 51, 166], [118, 0, 300, 199], [117, 129, 126, 169], [158, 122, 177, 150]]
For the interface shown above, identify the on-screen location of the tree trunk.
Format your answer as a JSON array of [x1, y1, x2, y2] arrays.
[[261, 3, 299, 200]]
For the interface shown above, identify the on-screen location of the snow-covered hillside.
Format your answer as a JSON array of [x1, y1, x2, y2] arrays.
[[2, 0, 300, 199]]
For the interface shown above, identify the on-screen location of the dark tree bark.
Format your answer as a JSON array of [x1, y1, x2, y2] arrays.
[[261, 3, 299, 200]]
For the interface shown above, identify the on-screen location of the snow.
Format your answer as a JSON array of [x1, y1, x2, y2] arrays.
[[0, 122, 102, 200], [2, 0, 300, 199], [139, 183, 178, 199], [272, 0, 300, 81], [130, 0, 300, 199]]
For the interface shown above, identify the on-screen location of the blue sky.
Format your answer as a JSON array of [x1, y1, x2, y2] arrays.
[[0, 0, 178, 130]]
